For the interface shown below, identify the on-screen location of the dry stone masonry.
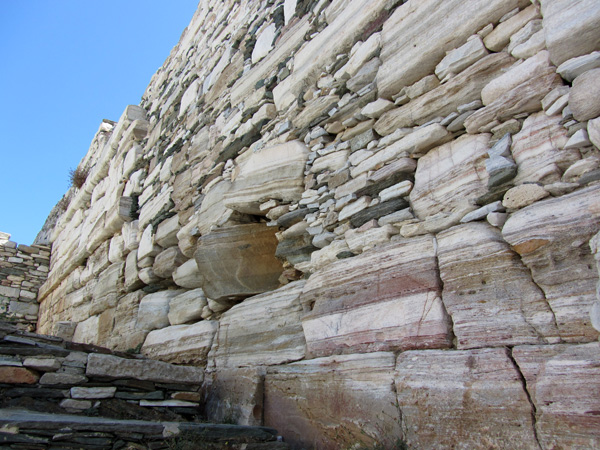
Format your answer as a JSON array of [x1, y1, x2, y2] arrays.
[[30, 0, 600, 448], [0, 322, 285, 449], [0, 232, 50, 331]]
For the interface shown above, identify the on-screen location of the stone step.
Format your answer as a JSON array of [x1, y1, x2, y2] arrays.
[[0, 408, 289, 449]]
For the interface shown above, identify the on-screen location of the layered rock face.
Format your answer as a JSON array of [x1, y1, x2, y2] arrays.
[[35, 0, 600, 448]]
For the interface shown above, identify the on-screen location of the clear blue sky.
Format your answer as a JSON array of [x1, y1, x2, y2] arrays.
[[0, 1, 198, 245]]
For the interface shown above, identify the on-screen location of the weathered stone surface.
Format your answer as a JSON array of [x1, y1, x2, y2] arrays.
[[211, 281, 306, 368], [203, 367, 265, 426], [60, 398, 92, 410], [486, 154, 517, 188], [481, 51, 553, 106], [8, 300, 39, 317], [251, 103, 276, 128], [436, 35, 488, 81], [353, 124, 449, 177], [71, 387, 117, 399], [136, 290, 183, 332], [483, 5, 540, 52], [376, 53, 515, 133], [152, 247, 186, 279], [154, 215, 180, 248], [224, 141, 309, 214], [310, 151, 349, 174], [273, 0, 388, 110], [334, 175, 369, 200], [73, 316, 99, 345], [341, 120, 376, 142], [179, 79, 199, 118], [410, 134, 490, 220], [513, 342, 600, 449], [312, 232, 336, 249], [108, 234, 125, 263], [138, 187, 173, 230], [335, 32, 381, 81], [172, 258, 204, 289], [300, 239, 349, 274], [511, 29, 545, 60], [230, 13, 309, 105], [140, 320, 218, 365], [360, 98, 394, 119], [378, 208, 413, 226], [438, 223, 559, 348], [542, 88, 568, 116], [0, 367, 39, 384], [39, 372, 88, 386], [22, 357, 61, 372], [338, 196, 371, 223], [349, 132, 376, 155], [379, 180, 413, 202], [168, 288, 207, 325], [508, 18, 543, 54], [511, 112, 575, 185], [122, 220, 139, 252], [569, 68, 600, 121], [0, 285, 20, 298], [264, 353, 402, 450], [562, 157, 600, 184], [557, 51, 600, 83], [277, 208, 314, 228], [344, 225, 396, 253], [564, 130, 592, 152], [503, 185, 600, 342], [140, 266, 159, 284], [405, 74, 439, 100], [252, 24, 276, 64], [275, 233, 316, 266], [540, 0, 600, 66], [465, 71, 563, 134], [194, 224, 283, 301], [503, 183, 549, 210], [396, 348, 538, 450], [346, 57, 380, 93], [106, 290, 147, 352], [349, 198, 409, 228], [301, 236, 452, 357], [137, 225, 161, 261], [542, 87, 570, 114], [186, 180, 232, 239], [86, 353, 204, 384], [377, 0, 523, 98], [92, 262, 123, 303], [293, 95, 339, 130], [460, 201, 503, 223]]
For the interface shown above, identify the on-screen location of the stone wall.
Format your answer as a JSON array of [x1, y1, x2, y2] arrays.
[[35, 0, 600, 448], [0, 321, 285, 449], [0, 232, 50, 330]]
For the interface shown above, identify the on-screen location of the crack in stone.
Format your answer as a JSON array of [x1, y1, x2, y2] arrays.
[[521, 262, 562, 343], [390, 362, 409, 447], [505, 238, 562, 344], [506, 346, 543, 450], [432, 235, 457, 348]]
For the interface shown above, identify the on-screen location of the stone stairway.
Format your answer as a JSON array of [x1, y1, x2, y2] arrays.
[[0, 322, 289, 449]]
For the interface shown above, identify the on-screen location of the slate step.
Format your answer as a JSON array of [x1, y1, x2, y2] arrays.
[[0, 408, 289, 449]]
